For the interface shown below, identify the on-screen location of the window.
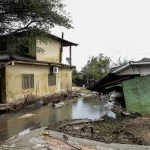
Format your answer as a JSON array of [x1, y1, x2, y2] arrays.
[[48, 74, 56, 86], [20, 39, 29, 53], [0, 41, 7, 51], [22, 74, 34, 89], [20, 44, 29, 53]]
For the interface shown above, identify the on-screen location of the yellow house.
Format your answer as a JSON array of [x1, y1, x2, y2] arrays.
[[0, 32, 78, 103]]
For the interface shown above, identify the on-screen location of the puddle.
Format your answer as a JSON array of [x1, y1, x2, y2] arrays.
[[0, 97, 104, 140]]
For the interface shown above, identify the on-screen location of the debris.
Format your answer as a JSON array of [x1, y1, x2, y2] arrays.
[[54, 119, 104, 130], [92, 91, 99, 96], [0, 104, 9, 112], [101, 101, 117, 119], [107, 110, 116, 119], [121, 109, 141, 118], [109, 91, 123, 101], [25, 100, 44, 109], [104, 101, 114, 110], [22, 94, 29, 109], [80, 93, 93, 98], [54, 102, 66, 108], [39, 131, 49, 136], [18, 113, 36, 119]]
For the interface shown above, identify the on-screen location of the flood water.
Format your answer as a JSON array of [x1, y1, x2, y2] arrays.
[[0, 98, 106, 141]]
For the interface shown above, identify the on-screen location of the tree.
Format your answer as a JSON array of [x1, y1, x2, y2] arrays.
[[0, 0, 72, 54], [111, 56, 130, 67], [0, 0, 72, 35], [72, 68, 79, 85], [81, 54, 110, 86], [72, 68, 84, 86]]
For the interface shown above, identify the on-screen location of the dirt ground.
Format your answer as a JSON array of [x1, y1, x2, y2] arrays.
[[48, 116, 150, 146]]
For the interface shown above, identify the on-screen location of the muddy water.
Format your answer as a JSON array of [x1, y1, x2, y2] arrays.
[[0, 98, 103, 141]]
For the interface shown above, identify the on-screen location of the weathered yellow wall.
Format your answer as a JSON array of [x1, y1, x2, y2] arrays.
[[5, 64, 72, 102], [36, 39, 61, 63], [0, 41, 16, 54], [61, 67, 72, 92], [27, 44, 36, 58], [0, 40, 36, 58]]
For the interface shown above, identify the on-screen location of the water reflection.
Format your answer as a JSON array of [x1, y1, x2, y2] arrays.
[[0, 97, 100, 140], [72, 98, 100, 119]]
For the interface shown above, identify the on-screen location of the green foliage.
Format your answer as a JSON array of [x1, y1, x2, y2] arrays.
[[0, 0, 72, 54], [0, 0, 72, 34], [81, 54, 110, 81], [72, 68, 84, 86]]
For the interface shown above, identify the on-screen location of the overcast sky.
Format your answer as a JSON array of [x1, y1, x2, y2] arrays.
[[52, 0, 150, 71]]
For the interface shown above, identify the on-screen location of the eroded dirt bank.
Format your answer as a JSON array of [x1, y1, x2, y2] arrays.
[[1, 87, 97, 113], [48, 116, 150, 146]]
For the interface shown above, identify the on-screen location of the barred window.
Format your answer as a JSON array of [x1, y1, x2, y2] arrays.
[[48, 74, 56, 86], [0, 41, 7, 51], [22, 74, 34, 89], [20, 44, 29, 53]]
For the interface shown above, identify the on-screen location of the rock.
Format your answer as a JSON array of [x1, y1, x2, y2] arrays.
[[54, 102, 65, 108], [71, 93, 80, 98], [92, 91, 99, 96], [26, 100, 43, 109], [80, 93, 93, 98], [10, 144, 16, 148]]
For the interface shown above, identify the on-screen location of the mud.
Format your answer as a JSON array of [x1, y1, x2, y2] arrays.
[[2, 88, 97, 113], [47, 116, 150, 146]]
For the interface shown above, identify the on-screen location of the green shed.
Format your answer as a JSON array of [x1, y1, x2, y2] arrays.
[[123, 75, 150, 114]]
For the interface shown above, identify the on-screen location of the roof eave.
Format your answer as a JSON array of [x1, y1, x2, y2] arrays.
[[13, 60, 75, 68], [130, 62, 150, 65], [50, 34, 78, 47], [113, 63, 130, 74]]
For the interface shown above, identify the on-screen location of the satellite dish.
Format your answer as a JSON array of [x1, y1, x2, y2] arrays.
[[66, 57, 71, 65]]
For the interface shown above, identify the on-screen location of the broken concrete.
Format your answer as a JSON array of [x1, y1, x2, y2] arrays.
[[3, 127, 150, 150]]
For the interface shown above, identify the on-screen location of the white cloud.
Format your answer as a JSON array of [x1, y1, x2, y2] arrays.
[[52, 0, 150, 71]]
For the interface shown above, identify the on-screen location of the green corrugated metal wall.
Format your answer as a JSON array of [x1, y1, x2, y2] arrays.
[[122, 75, 150, 114]]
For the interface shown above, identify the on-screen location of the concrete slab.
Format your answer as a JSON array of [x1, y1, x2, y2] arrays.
[[3, 127, 150, 150]]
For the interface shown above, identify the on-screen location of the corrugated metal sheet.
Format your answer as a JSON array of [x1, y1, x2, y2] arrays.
[[89, 73, 137, 92], [123, 75, 150, 114]]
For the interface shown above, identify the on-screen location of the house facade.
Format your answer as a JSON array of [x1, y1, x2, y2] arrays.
[[90, 58, 150, 114], [0, 32, 78, 103], [112, 58, 150, 76]]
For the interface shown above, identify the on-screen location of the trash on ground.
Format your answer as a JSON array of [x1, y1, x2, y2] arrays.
[[54, 102, 66, 108]]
